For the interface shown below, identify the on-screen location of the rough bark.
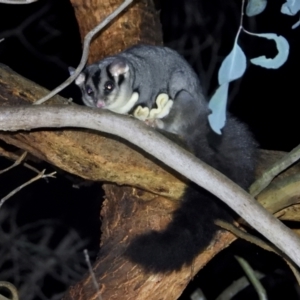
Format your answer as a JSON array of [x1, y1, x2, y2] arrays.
[[2, 64, 300, 299], [0, 63, 237, 299], [1, 0, 300, 299], [64, 184, 236, 300], [69, 0, 163, 63], [0, 65, 185, 199]]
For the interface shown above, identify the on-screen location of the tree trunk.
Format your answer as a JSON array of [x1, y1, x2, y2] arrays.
[[1, 64, 300, 300], [1, 0, 300, 299], [69, 0, 163, 63]]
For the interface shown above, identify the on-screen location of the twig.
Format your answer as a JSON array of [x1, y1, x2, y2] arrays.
[[0, 106, 300, 268], [0, 151, 27, 174], [83, 249, 102, 300], [33, 0, 134, 105], [0, 3, 66, 69], [0, 147, 40, 174], [216, 220, 300, 285], [0, 169, 56, 208], [0, 0, 37, 4], [216, 271, 265, 300], [235, 256, 268, 300], [250, 143, 300, 197]]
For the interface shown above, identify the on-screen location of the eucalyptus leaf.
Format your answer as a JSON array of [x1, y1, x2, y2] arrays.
[[246, 0, 267, 17], [208, 83, 229, 134], [281, 0, 300, 15], [250, 33, 289, 69], [218, 43, 246, 85]]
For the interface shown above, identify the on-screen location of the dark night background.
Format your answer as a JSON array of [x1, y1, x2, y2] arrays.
[[0, 0, 300, 299]]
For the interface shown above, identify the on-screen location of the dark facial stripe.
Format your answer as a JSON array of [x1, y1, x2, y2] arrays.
[[83, 69, 89, 85], [92, 69, 101, 88], [106, 65, 115, 81], [118, 74, 125, 86]]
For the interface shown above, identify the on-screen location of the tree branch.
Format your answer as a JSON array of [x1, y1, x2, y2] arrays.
[[0, 105, 300, 268], [0, 0, 37, 4], [0, 151, 27, 174], [235, 256, 267, 300], [250, 143, 300, 196], [0, 168, 56, 208], [33, 0, 134, 105]]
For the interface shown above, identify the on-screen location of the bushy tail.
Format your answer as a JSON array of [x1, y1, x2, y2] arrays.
[[124, 117, 257, 273], [124, 185, 231, 272]]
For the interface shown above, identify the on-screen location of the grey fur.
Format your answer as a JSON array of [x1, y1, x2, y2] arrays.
[[73, 44, 210, 136], [74, 44, 258, 272]]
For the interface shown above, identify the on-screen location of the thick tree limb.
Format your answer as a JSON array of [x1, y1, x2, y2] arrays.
[[0, 65, 185, 198], [2, 0, 298, 299], [1, 60, 300, 298], [64, 184, 235, 300], [1, 105, 300, 269], [1, 64, 300, 298], [0, 64, 235, 299]]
